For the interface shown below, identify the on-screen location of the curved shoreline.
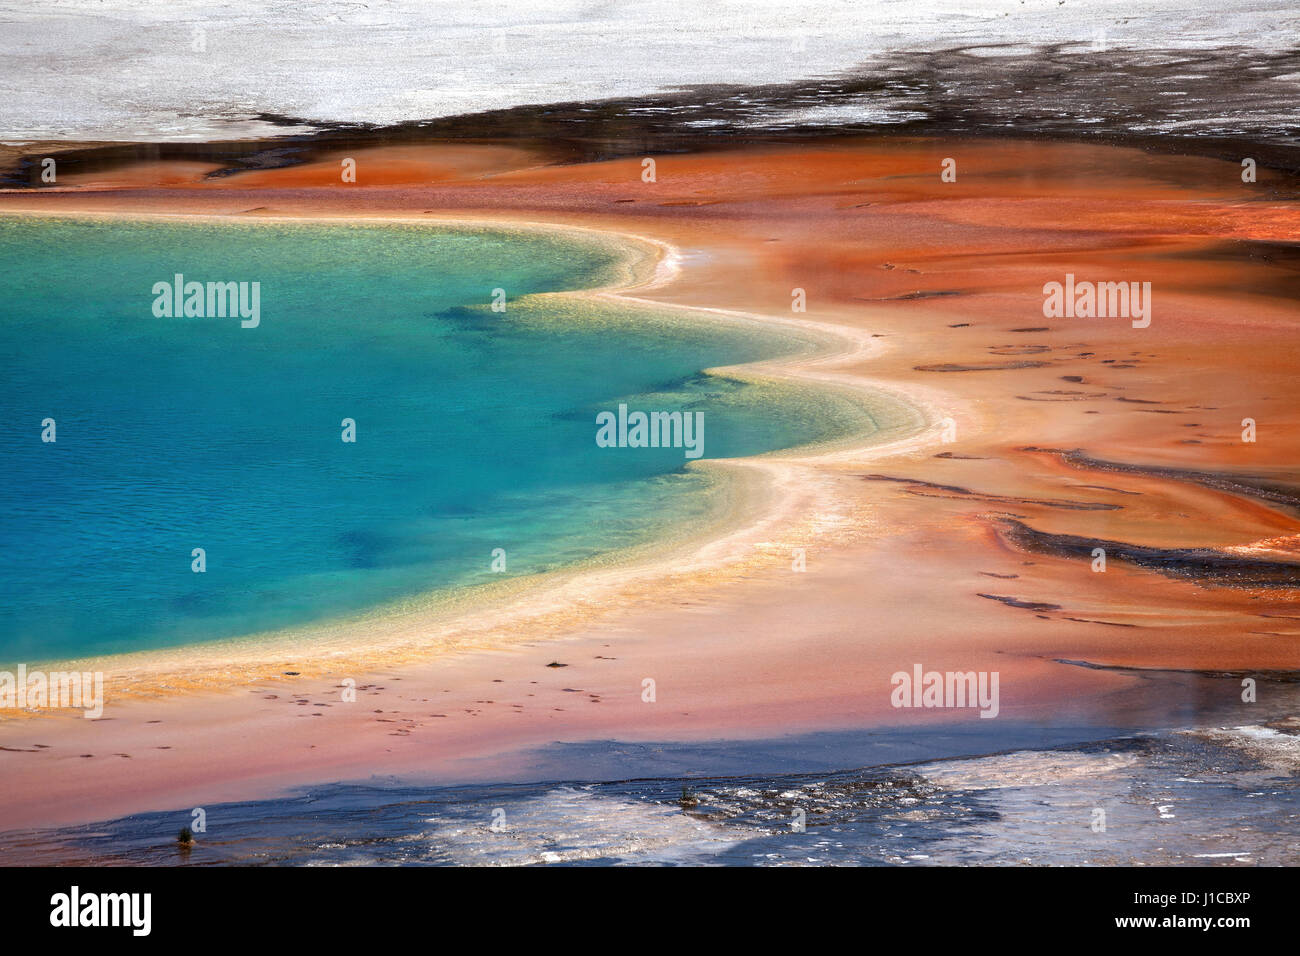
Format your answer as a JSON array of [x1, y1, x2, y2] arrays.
[[0, 209, 946, 701], [0, 136, 1297, 836]]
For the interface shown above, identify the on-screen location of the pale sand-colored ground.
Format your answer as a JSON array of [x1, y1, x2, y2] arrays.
[[0, 137, 1297, 831]]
